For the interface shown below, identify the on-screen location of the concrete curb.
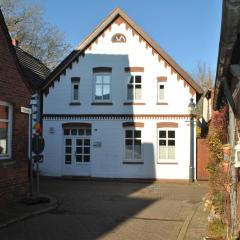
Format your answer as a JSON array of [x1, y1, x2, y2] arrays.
[[176, 204, 199, 240], [0, 196, 58, 229]]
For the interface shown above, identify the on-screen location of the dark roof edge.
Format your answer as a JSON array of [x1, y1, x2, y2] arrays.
[[42, 7, 203, 95], [0, 8, 32, 92], [213, 0, 240, 110]]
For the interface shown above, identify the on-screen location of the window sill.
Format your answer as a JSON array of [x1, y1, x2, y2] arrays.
[[157, 161, 178, 164], [91, 102, 113, 105], [156, 102, 168, 105], [123, 161, 144, 164], [123, 102, 146, 105], [69, 102, 81, 106], [0, 159, 16, 167]]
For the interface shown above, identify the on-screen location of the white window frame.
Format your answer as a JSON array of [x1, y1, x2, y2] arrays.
[[0, 101, 12, 160], [71, 82, 80, 102], [93, 72, 112, 102], [157, 128, 176, 163], [157, 82, 166, 102], [126, 73, 143, 102], [124, 128, 143, 163], [63, 128, 91, 165]]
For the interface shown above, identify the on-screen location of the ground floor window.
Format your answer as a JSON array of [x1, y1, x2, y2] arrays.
[[158, 129, 175, 162], [125, 129, 142, 162], [64, 127, 91, 164], [0, 101, 12, 159]]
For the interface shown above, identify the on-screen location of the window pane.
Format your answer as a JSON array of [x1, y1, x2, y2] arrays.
[[76, 155, 82, 162], [73, 84, 79, 100], [127, 85, 133, 100], [125, 144, 132, 159], [64, 129, 70, 135], [103, 75, 110, 84], [134, 139, 141, 146], [76, 147, 82, 154], [159, 85, 164, 100], [159, 131, 166, 138], [168, 146, 175, 159], [135, 85, 141, 100], [86, 129, 91, 135], [0, 105, 8, 120], [159, 146, 166, 159], [125, 130, 132, 138], [65, 155, 71, 164], [168, 131, 175, 138], [84, 147, 90, 154], [103, 85, 110, 100], [134, 144, 141, 159], [76, 139, 83, 146], [84, 155, 90, 162], [127, 76, 134, 84], [95, 76, 102, 84], [0, 122, 8, 154], [168, 140, 175, 146], [125, 139, 132, 146], [135, 76, 141, 83], [95, 84, 103, 100], [65, 147, 71, 154], [78, 129, 84, 135], [159, 140, 166, 146], [71, 129, 77, 135], [65, 138, 71, 145], [84, 139, 90, 146], [134, 130, 141, 138]]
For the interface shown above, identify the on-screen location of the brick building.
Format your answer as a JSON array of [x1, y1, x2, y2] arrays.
[[0, 9, 32, 202]]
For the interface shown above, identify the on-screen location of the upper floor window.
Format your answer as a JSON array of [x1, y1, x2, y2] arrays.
[[127, 74, 142, 100], [92, 67, 112, 102], [71, 77, 80, 102], [94, 73, 111, 101], [0, 101, 12, 159], [158, 83, 165, 101], [156, 77, 168, 103]]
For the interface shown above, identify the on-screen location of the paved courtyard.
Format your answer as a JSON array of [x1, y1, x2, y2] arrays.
[[0, 178, 208, 240]]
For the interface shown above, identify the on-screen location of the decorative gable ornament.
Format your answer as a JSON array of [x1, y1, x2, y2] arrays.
[[111, 33, 126, 43]]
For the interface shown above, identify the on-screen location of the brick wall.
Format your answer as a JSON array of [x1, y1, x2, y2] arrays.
[[0, 19, 31, 202], [196, 138, 209, 180]]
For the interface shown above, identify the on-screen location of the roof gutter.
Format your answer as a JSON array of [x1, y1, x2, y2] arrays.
[[213, 0, 240, 110]]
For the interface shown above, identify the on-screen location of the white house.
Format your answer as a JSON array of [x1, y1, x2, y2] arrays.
[[40, 8, 203, 180]]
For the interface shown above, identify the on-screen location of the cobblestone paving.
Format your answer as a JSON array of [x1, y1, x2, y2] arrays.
[[0, 179, 208, 240]]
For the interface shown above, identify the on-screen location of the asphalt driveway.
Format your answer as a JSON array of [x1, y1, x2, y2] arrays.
[[0, 178, 208, 240]]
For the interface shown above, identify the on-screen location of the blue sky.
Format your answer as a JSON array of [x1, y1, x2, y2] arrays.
[[26, 0, 222, 76]]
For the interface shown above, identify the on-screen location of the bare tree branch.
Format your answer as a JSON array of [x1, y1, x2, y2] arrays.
[[0, 0, 71, 69]]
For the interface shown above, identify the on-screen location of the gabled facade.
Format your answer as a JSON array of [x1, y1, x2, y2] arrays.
[[0, 9, 32, 202], [41, 8, 202, 179]]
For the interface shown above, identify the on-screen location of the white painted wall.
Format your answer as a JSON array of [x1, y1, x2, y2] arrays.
[[41, 118, 195, 179]]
